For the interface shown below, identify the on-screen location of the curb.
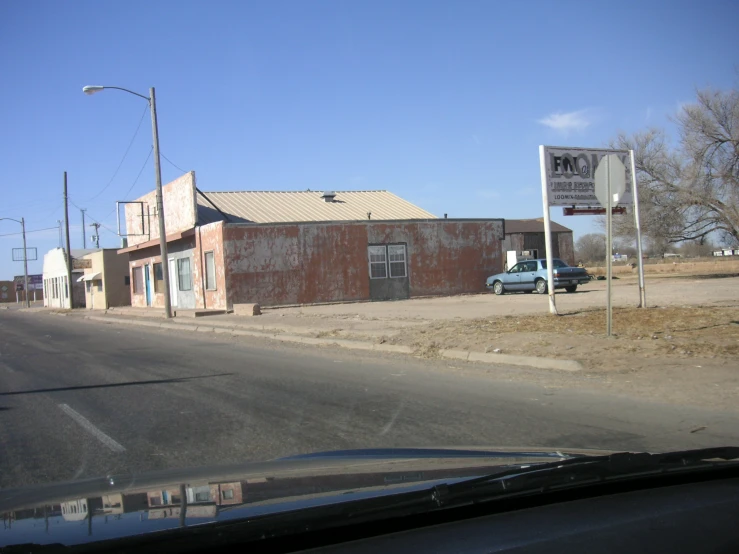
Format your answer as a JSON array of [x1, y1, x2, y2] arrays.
[[77, 314, 580, 371]]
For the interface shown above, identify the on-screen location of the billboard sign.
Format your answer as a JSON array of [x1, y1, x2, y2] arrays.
[[541, 146, 634, 207]]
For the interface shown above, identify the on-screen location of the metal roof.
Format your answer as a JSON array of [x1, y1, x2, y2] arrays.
[[505, 218, 571, 234], [196, 190, 437, 224]]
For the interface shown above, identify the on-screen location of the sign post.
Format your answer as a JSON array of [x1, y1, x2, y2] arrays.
[[594, 154, 626, 337], [538, 146, 558, 315], [629, 150, 647, 308]]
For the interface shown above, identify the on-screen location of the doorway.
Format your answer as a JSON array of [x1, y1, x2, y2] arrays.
[[144, 264, 151, 306], [168, 258, 178, 307]]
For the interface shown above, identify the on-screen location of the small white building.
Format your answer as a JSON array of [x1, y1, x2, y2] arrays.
[[42, 248, 98, 309]]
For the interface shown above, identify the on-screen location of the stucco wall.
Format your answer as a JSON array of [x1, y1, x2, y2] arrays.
[[124, 172, 197, 247], [102, 250, 132, 308], [223, 219, 504, 307], [128, 237, 197, 309], [195, 221, 228, 310]]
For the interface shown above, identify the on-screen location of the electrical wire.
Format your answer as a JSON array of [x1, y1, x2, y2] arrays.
[[161, 152, 188, 174], [0, 226, 59, 238], [86, 104, 150, 202], [121, 147, 153, 203]]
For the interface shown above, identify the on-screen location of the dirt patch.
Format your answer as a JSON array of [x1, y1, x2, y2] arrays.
[[380, 305, 739, 371]]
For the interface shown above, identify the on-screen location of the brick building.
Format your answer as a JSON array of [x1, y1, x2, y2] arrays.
[[119, 172, 505, 310], [502, 218, 575, 266]]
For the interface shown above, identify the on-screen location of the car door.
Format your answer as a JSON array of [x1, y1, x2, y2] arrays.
[[504, 263, 524, 290], [519, 261, 538, 291]]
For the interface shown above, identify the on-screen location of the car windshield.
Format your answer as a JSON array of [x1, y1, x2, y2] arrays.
[[540, 259, 569, 269], [2, 2, 738, 549]]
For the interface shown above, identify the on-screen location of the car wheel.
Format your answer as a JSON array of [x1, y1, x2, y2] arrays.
[[565, 285, 577, 293], [493, 281, 504, 295], [535, 279, 547, 294]]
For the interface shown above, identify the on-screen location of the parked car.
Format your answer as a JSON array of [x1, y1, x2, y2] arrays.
[[485, 258, 590, 295]]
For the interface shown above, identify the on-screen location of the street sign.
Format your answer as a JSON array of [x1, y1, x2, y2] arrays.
[[594, 154, 626, 208], [541, 146, 633, 207], [12, 247, 37, 262], [563, 206, 626, 216]]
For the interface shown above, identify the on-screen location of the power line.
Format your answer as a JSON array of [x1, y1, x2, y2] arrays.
[[0, 226, 59, 238], [161, 152, 188, 174], [121, 146, 153, 202], [86, 104, 150, 202]]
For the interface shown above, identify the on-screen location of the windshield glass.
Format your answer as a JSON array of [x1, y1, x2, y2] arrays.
[[2, 1, 738, 548]]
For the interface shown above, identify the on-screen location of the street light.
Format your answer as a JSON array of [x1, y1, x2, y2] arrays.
[[83, 84, 173, 318], [1, 217, 29, 308]]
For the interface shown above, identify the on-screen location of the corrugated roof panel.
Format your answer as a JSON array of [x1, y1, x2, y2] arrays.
[[196, 190, 437, 224]]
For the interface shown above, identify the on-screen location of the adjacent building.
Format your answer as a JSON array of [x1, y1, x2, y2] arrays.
[[42, 248, 98, 309], [77, 249, 131, 310], [502, 218, 575, 266], [119, 172, 505, 310]]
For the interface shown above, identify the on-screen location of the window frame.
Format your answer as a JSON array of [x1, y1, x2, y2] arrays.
[[387, 244, 407, 278], [153, 262, 164, 293], [367, 245, 388, 280], [132, 266, 144, 294], [177, 257, 192, 291], [204, 251, 217, 290]]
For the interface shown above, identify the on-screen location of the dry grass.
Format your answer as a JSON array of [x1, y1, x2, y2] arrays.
[[385, 306, 739, 369]]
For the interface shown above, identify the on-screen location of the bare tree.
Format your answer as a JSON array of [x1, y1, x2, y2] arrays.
[[575, 233, 606, 263], [610, 86, 739, 247]]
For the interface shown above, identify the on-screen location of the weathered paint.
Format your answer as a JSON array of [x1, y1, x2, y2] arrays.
[[195, 221, 228, 309], [222, 219, 504, 307], [502, 231, 574, 266], [128, 237, 197, 309], [557, 232, 575, 265], [124, 172, 197, 247]]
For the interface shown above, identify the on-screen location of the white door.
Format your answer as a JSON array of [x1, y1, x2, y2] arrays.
[[168, 258, 178, 307]]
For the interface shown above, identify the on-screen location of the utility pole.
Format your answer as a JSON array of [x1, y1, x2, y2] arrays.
[[149, 87, 173, 318], [57, 220, 63, 248], [63, 172, 74, 309], [90, 222, 101, 248], [81, 208, 87, 248], [21, 218, 29, 308]]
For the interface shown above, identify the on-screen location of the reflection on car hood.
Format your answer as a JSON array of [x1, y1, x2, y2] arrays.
[[0, 446, 615, 547]]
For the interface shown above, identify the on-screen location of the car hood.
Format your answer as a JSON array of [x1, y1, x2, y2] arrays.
[[0, 446, 617, 547]]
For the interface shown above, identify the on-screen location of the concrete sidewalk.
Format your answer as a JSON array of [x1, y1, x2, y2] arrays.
[[47, 308, 583, 372]]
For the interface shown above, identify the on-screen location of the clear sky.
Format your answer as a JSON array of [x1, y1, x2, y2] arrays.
[[1, 0, 737, 279]]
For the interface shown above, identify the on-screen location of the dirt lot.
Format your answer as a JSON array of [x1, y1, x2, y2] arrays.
[[273, 270, 739, 376]]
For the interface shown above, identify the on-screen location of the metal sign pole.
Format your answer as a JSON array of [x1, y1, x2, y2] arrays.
[[21, 218, 30, 309], [606, 157, 613, 337], [629, 150, 647, 308], [539, 145, 558, 315]]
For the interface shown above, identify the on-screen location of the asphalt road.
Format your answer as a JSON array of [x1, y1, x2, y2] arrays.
[[2, 309, 738, 488]]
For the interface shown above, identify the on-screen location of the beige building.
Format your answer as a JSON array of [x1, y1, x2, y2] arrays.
[[78, 249, 131, 310]]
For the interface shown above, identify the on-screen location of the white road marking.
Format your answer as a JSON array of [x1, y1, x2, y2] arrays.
[[58, 404, 126, 453]]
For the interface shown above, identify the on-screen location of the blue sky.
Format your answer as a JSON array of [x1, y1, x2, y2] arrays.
[[1, 0, 737, 279]]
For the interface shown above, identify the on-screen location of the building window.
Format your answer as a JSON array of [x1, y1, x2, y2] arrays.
[[124, 276, 130, 286], [388, 244, 407, 278], [368, 246, 388, 279], [368, 244, 408, 279], [153, 263, 164, 293], [177, 258, 192, 291], [222, 489, 234, 500], [194, 491, 210, 502], [132, 267, 144, 294], [204, 251, 216, 290]]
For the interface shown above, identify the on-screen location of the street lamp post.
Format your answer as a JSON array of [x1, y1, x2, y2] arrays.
[[83, 85, 173, 318], [1, 217, 29, 308]]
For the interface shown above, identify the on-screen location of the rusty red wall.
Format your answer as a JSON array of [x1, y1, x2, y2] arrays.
[[367, 220, 503, 297], [222, 219, 503, 307]]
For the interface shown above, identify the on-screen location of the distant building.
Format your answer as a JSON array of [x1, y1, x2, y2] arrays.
[[42, 248, 98, 309], [502, 219, 575, 266], [118, 172, 505, 310], [77, 249, 131, 310]]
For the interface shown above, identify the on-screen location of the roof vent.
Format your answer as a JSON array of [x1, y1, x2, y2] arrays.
[[321, 191, 336, 202]]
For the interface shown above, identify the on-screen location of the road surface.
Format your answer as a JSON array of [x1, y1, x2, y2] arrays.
[[1, 309, 738, 488]]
